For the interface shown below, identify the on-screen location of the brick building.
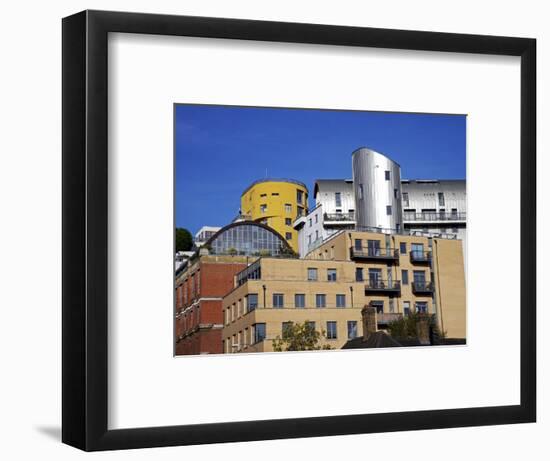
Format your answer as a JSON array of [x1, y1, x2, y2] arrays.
[[175, 255, 249, 355]]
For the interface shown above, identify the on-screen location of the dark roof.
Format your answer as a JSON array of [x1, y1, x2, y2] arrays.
[[342, 332, 466, 349]]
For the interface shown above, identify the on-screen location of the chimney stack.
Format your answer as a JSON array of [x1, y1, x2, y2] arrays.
[[361, 306, 377, 341]]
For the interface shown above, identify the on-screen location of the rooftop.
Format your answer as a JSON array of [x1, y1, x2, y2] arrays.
[[241, 178, 308, 196]]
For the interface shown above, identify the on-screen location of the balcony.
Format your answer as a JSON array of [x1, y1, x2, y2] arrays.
[[376, 312, 403, 325], [403, 211, 466, 222], [412, 280, 434, 294], [410, 250, 432, 264], [324, 212, 355, 223], [365, 279, 401, 294], [350, 247, 399, 262]]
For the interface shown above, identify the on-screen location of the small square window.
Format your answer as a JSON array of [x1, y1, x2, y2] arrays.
[[285, 218, 292, 226], [285, 232, 292, 240], [307, 268, 318, 281], [385, 170, 391, 180], [386, 205, 392, 215]]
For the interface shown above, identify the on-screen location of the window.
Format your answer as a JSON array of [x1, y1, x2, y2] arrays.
[[411, 243, 424, 259], [282, 322, 293, 337], [316, 294, 326, 308], [402, 192, 409, 207], [336, 294, 346, 308], [371, 301, 384, 314], [368, 268, 382, 286], [347, 321, 358, 339], [315, 214, 318, 223], [359, 184, 364, 199], [247, 294, 258, 311], [273, 293, 284, 308], [285, 218, 292, 226], [297, 206, 304, 218], [400, 242, 407, 254], [438, 192, 445, 206], [413, 270, 426, 284], [355, 267, 364, 282], [452, 227, 459, 233], [335, 192, 342, 207], [401, 270, 409, 285], [327, 321, 337, 339], [308, 235, 312, 244], [385, 170, 391, 180], [327, 268, 337, 282], [394, 188, 398, 199], [297, 189, 304, 204], [260, 204, 267, 213], [285, 232, 292, 240], [271, 192, 279, 196], [260, 193, 267, 197], [403, 301, 411, 316], [315, 230, 319, 240], [389, 297, 395, 313], [309, 218, 312, 227], [367, 239, 380, 256], [285, 203, 292, 213], [295, 294, 305, 308], [386, 205, 392, 216], [254, 323, 266, 343], [307, 267, 318, 281], [416, 301, 428, 314], [354, 238, 362, 250], [451, 208, 458, 218]]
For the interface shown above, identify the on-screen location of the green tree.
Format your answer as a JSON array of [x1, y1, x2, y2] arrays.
[[387, 313, 446, 341], [175, 228, 193, 252], [272, 321, 332, 352]]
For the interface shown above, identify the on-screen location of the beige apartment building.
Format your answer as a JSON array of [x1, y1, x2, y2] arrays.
[[221, 230, 466, 353]]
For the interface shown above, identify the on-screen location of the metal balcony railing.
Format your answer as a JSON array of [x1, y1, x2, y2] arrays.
[[410, 250, 432, 263], [350, 247, 399, 261], [365, 279, 401, 292], [376, 313, 404, 324], [412, 280, 435, 294], [403, 212, 466, 222], [324, 212, 355, 222]]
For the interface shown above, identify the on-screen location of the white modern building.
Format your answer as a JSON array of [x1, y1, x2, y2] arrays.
[[401, 179, 466, 241], [294, 179, 356, 256], [294, 148, 466, 258], [194, 226, 222, 247]]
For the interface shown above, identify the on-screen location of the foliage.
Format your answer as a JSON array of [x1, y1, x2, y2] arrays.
[[279, 243, 298, 258], [259, 249, 272, 257], [227, 247, 238, 255], [175, 228, 193, 252], [387, 313, 446, 341], [272, 321, 332, 352]]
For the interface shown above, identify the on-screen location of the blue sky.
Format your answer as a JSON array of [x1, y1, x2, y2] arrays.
[[175, 104, 466, 234]]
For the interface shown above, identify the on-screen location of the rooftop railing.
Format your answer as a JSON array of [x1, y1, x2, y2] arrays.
[[404, 211, 466, 222], [324, 212, 355, 222]]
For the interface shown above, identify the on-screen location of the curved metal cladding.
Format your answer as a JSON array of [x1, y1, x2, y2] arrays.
[[352, 147, 403, 232]]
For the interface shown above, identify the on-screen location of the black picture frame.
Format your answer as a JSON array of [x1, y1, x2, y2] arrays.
[[62, 10, 536, 451]]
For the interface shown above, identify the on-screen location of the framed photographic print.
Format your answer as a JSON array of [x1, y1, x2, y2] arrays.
[[62, 10, 536, 451]]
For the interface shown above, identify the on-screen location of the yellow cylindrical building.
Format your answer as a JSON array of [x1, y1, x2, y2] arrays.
[[240, 179, 308, 252]]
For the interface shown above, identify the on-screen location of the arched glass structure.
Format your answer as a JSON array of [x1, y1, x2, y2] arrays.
[[205, 222, 292, 256]]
